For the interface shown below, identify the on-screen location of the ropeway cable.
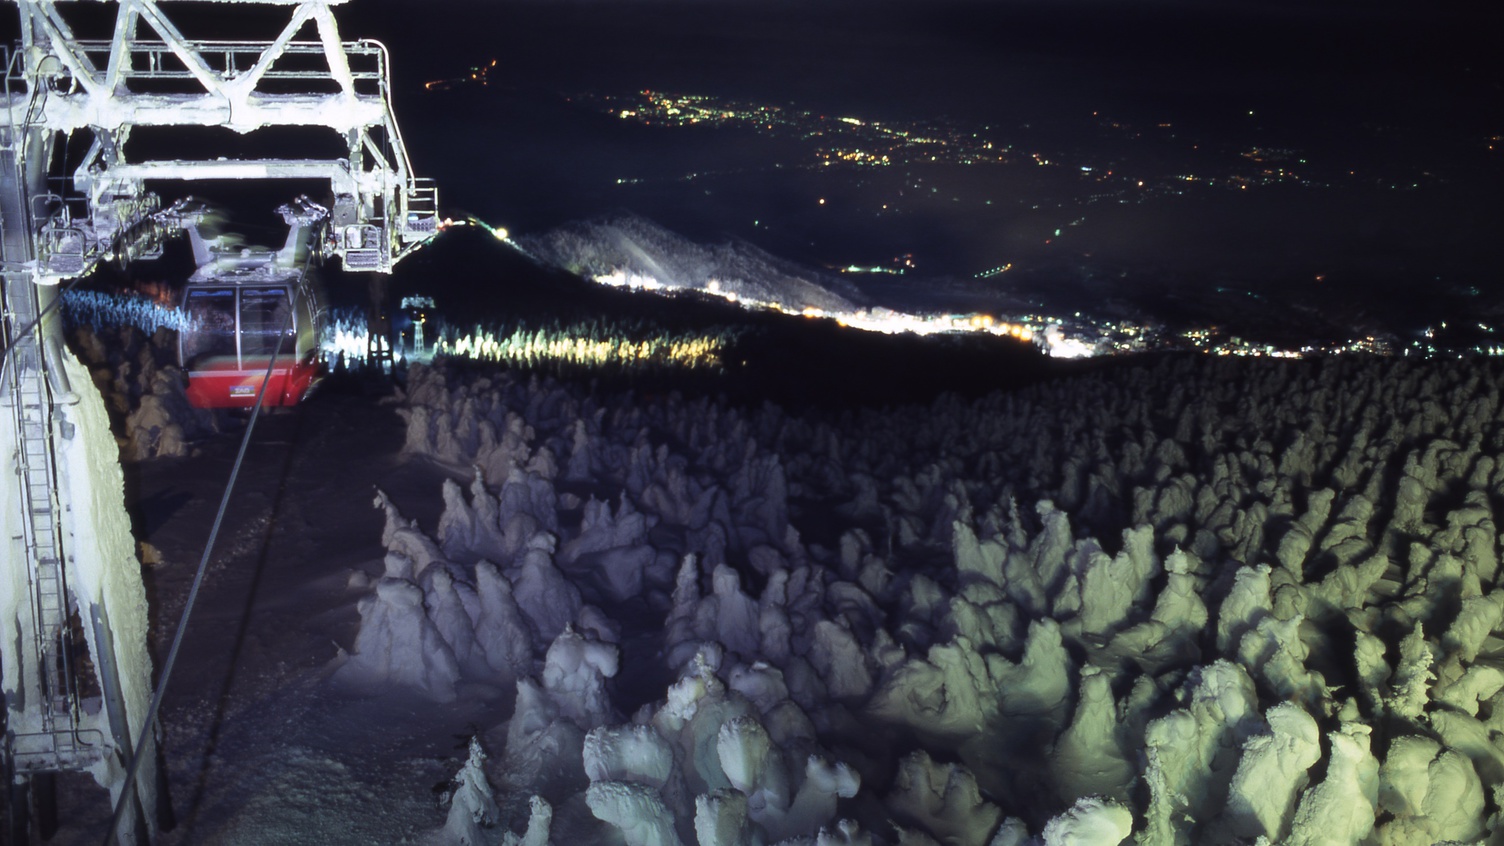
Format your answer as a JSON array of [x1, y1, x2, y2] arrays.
[[103, 253, 311, 846]]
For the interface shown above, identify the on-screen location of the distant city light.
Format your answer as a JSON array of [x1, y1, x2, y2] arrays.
[[424, 78, 1471, 365]]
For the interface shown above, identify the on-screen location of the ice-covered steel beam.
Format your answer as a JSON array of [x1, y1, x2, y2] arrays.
[[222, 3, 321, 98], [104, 158, 401, 200], [17, 0, 382, 135], [31, 92, 389, 134], [109, 158, 351, 181], [5, 0, 438, 277]]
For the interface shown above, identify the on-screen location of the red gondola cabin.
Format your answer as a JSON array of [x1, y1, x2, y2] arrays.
[[174, 198, 327, 408]]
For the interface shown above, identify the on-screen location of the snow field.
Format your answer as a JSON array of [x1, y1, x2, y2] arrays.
[[518, 215, 870, 318], [340, 356, 1504, 844]]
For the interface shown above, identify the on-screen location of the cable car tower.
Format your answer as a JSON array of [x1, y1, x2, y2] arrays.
[[0, 0, 436, 840]]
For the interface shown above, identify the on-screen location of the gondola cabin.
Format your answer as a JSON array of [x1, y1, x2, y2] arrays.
[[174, 198, 328, 408], [179, 277, 323, 408]]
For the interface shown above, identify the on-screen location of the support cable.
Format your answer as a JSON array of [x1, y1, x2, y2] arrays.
[[103, 253, 311, 846]]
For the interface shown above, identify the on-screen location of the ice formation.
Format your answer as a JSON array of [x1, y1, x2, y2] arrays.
[[432, 737, 500, 845], [1039, 797, 1132, 846], [69, 324, 222, 459], [338, 356, 1504, 842], [334, 576, 462, 702], [587, 780, 684, 846], [502, 795, 553, 846], [1286, 722, 1378, 845], [542, 626, 619, 730], [887, 750, 1000, 846], [1376, 735, 1488, 843], [1217, 701, 1321, 842]]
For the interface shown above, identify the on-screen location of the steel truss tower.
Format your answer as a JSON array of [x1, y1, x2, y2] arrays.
[[1, 1, 435, 841]]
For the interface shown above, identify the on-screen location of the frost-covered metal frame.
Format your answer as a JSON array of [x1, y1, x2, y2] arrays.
[[5, 0, 436, 279]]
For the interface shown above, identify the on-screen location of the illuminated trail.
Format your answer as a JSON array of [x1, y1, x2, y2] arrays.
[[436, 214, 540, 262], [590, 268, 1064, 353], [429, 213, 1081, 355]]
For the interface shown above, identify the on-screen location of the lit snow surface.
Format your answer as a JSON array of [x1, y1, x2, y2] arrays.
[[40, 339, 1504, 844]]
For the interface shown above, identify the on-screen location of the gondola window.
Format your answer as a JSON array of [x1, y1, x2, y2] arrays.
[[183, 288, 238, 369], [240, 287, 294, 361]]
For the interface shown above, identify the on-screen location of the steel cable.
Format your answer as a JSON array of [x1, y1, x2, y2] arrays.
[[103, 253, 311, 846]]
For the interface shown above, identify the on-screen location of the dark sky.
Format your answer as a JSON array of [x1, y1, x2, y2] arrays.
[[4, 0, 1500, 338], [5, 1, 1496, 132], [364, 0, 1500, 339], [6, 0, 1495, 106], [356, 0, 1501, 133]]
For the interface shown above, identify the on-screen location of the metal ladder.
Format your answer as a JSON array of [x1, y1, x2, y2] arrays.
[[15, 340, 69, 707], [3, 317, 100, 773], [1, 81, 99, 775]]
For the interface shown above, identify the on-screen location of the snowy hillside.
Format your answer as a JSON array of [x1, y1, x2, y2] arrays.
[[330, 354, 1504, 844], [519, 216, 871, 317]]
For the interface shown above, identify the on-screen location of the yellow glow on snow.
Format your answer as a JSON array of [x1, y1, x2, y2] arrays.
[[434, 325, 727, 370], [588, 268, 1054, 347]]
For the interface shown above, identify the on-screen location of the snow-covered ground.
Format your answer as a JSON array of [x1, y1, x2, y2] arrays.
[[40, 350, 1504, 844], [518, 216, 872, 319]]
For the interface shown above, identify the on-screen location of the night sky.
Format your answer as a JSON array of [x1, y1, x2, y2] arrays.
[[373, 0, 1502, 339], [6, 0, 1502, 345]]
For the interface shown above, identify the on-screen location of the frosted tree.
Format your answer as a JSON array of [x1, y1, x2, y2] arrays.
[[436, 737, 499, 845]]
